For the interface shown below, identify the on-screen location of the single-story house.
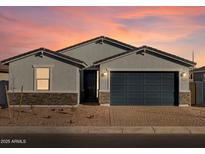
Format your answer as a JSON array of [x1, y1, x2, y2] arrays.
[[1, 36, 196, 106]]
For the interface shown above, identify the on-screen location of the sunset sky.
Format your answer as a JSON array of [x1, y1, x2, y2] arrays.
[[0, 6, 205, 67]]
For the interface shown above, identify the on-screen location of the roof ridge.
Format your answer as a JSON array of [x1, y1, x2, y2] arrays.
[[57, 36, 103, 52], [57, 35, 137, 52]]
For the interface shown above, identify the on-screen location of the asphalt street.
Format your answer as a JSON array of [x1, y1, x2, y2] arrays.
[[1, 134, 205, 148]]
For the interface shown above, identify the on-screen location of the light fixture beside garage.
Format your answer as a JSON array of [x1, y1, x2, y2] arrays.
[[101, 69, 108, 77], [181, 72, 187, 78], [102, 72, 108, 77]]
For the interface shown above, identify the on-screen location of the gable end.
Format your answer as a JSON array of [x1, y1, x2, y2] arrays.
[[94, 46, 196, 67], [57, 36, 137, 53]]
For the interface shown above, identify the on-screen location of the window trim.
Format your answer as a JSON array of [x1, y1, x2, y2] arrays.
[[34, 66, 52, 91]]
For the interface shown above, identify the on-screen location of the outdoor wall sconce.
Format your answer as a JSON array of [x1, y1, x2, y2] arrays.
[[181, 72, 187, 78], [102, 72, 108, 77], [101, 69, 108, 77]]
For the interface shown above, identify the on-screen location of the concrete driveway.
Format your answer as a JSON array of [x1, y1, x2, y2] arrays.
[[109, 106, 205, 126], [1, 105, 205, 126]]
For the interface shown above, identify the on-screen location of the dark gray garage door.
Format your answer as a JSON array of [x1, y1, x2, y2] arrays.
[[110, 72, 178, 106]]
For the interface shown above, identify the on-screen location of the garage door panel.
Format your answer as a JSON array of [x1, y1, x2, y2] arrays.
[[127, 94, 144, 105], [144, 85, 161, 91], [162, 73, 175, 78], [127, 73, 144, 80], [111, 97, 126, 105], [111, 73, 125, 83], [127, 77, 143, 85], [161, 85, 175, 91], [127, 85, 144, 91], [111, 91, 126, 97], [110, 72, 178, 106], [144, 73, 161, 84], [127, 93, 144, 99], [161, 93, 175, 105], [144, 92, 162, 105], [111, 86, 126, 92], [127, 101, 144, 105]]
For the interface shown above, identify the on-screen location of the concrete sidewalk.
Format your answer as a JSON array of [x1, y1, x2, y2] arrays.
[[1, 126, 205, 134]]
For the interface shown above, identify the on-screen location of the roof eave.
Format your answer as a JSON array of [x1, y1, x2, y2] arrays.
[[93, 47, 196, 67], [144, 47, 196, 67], [1, 48, 87, 68], [1, 48, 49, 65]]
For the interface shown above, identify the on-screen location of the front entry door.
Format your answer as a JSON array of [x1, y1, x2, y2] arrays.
[[84, 70, 97, 102]]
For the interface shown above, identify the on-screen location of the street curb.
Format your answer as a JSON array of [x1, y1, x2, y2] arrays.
[[0, 126, 205, 134]]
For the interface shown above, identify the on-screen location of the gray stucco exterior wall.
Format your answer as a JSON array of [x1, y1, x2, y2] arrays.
[[99, 52, 191, 105], [60, 42, 129, 66], [99, 52, 190, 92], [8, 52, 79, 93]]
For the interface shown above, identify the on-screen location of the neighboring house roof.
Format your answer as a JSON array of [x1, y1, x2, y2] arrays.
[[1, 48, 87, 68], [193, 66, 205, 73], [94, 45, 196, 67], [0, 64, 8, 73], [57, 36, 137, 53]]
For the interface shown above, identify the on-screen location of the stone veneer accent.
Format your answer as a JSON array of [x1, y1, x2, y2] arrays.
[[179, 92, 191, 106], [99, 91, 191, 106], [99, 92, 110, 104], [8, 92, 78, 105]]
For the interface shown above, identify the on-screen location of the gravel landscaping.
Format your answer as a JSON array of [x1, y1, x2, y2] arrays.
[[1, 105, 205, 126]]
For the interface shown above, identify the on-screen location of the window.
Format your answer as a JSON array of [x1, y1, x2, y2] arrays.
[[36, 68, 50, 91]]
